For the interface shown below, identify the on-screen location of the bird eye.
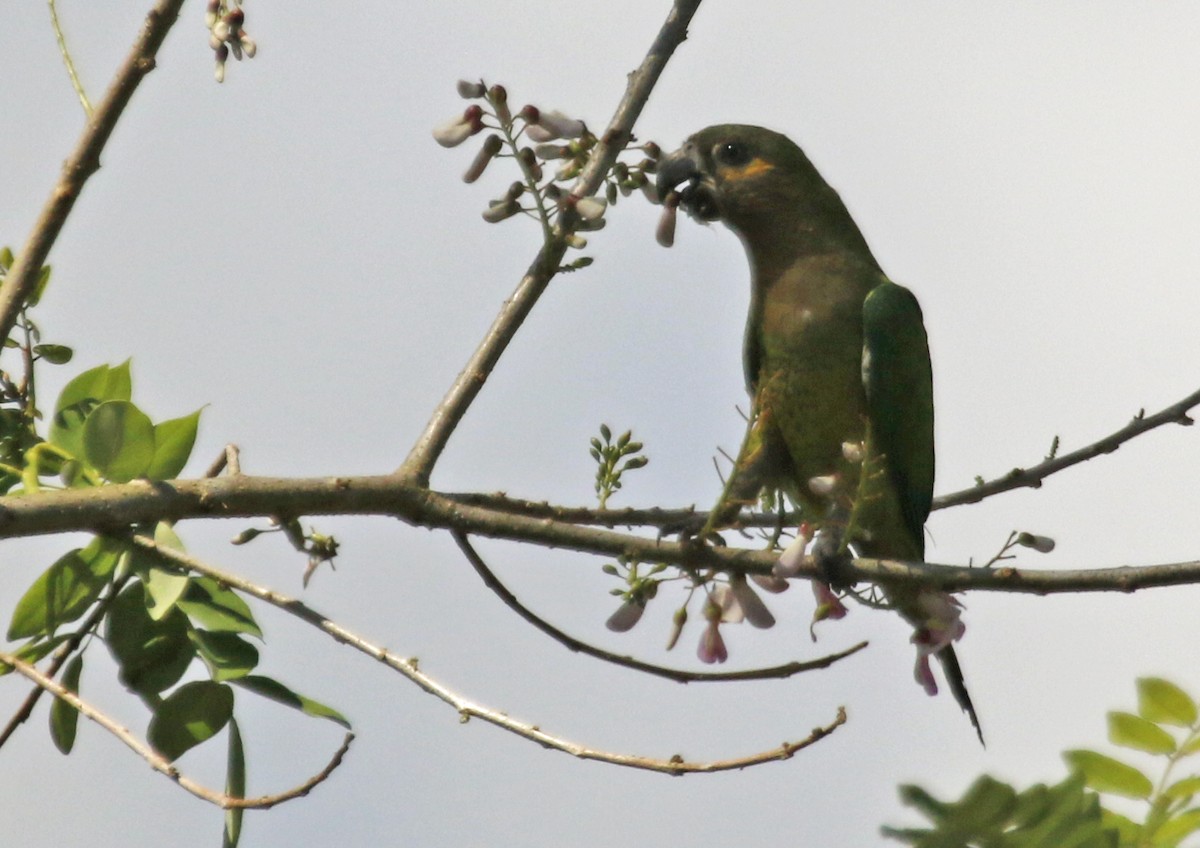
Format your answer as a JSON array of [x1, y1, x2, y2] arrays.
[[715, 141, 751, 166]]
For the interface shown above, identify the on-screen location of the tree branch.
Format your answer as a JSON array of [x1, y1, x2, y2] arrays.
[[453, 530, 867, 682], [0, 651, 353, 810], [133, 533, 843, 774], [2, 477, 1200, 595], [0, 0, 185, 345], [397, 0, 703, 486], [933, 387, 1200, 509]]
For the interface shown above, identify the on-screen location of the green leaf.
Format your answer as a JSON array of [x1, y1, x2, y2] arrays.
[[49, 654, 84, 755], [28, 264, 52, 307], [145, 409, 201, 480], [1108, 710, 1177, 754], [1181, 735, 1200, 756], [143, 567, 190, 621], [1154, 808, 1200, 847], [148, 680, 234, 761], [189, 630, 259, 681], [232, 675, 351, 728], [49, 361, 133, 458], [1138, 678, 1198, 727], [33, 344, 73, 365], [1164, 775, 1200, 801], [1099, 809, 1141, 848], [105, 583, 194, 699], [177, 577, 261, 638], [1064, 750, 1153, 799], [82, 400, 155, 482], [139, 523, 190, 620], [7, 538, 121, 639], [223, 718, 245, 848]]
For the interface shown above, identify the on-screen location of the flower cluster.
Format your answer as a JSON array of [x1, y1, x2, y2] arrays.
[[434, 80, 661, 257], [206, 1, 257, 83]]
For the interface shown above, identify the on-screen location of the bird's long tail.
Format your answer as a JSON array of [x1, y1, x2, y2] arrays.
[[937, 645, 984, 745]]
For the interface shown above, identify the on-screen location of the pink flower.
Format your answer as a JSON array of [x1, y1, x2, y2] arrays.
[[697, 597, 729, 664], [812, 580, 848, 621], [909, 590, 967, 696]]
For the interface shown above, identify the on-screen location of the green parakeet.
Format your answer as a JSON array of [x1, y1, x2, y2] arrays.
[[656, 124, 981, 742]]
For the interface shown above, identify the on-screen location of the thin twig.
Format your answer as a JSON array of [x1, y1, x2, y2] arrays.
[[0, 651, 353, 809], [453, 530, 866, 682], [934, 388, 1200, 509], [397, 0, 703, 486], [0, 0, 186, 346], [48, 0, 92, 115], [132, 533, 843, 774]]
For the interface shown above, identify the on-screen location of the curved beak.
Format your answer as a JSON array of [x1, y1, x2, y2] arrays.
[[655, 142, 703, 200]]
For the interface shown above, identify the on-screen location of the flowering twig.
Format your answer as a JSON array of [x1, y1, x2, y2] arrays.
[[0, 0, 186, 347], [397, 0, 703, 486], [933, 387, 1200, 510], [0, 651, 352, 809], [453, 530, 867, 683]]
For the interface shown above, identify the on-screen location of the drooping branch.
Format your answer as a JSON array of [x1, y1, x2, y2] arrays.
[[453, 530, 868, 682], [133, 533, 845, 775], [0, 0, 186, 345], [0, 651, 353, 810], [397, 0, 703, 486]]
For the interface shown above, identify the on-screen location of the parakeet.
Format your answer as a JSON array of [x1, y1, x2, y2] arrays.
[[656, 124, 981, 742]]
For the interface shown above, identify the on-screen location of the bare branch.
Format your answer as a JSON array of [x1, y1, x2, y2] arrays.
[[453, 530, 867, 682], [0, 0, 186, 345], [0, 651, 353, 810], [934, 387, 1200, 509], [132, 532, 843, 774], [398, 0, 703, 486]]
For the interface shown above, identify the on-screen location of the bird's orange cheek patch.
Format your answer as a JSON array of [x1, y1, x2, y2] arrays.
[[722, 157, 775, 182]]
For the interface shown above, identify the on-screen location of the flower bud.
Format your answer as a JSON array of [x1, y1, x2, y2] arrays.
[[457, 79, 486, 99], [537, 110, 585, 139], [655, 203, 677, 247], [517, 147, 542, 181], [482, 199, 520, 223], [534, 143, 568, 161], [841, 441, 865, 463], [807, 474, 839, 496], [205, 0, 220, 28], [212, 18, 231, 41], [462, 134, 503, 183], [240, 36, 257, 58], [575, 196, 607, 221], [1016, 532, 1056, 553], [517, 104, 540, 124], [664, 606, 687, 651], [565, 233, 587, 249], [605, 600, 645, 632], [487, 84, 511, 124], [503, 181, 525, 201]]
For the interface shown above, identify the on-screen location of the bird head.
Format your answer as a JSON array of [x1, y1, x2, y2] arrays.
[[656, 124, 872, 261]]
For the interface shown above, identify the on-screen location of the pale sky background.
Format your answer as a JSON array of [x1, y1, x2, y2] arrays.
[[3, 2, 1200, 846]]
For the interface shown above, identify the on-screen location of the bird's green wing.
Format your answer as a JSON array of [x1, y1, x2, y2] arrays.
[[861, 281, 935, 556]]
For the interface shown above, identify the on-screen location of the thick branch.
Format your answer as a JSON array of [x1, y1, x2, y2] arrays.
[[0, 0, 185, 344], [0, 651, 353, 810], [398, 0, 703, 486], [134, 534, 843, 775], [2, 476, 1199, 595]]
